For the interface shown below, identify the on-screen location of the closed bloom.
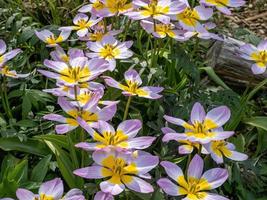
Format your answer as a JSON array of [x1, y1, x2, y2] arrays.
[[200, 0, 245, 15], [59, 13, 102, 37], [74, 148, 159, 195], [176, 1, 213, 31], [239, 40, 267, 74], [103, 69, 164, 99], [87, 36, 133, 71], [35, 29, 71, 47], [158, 154, 229, 200], [43, 96, 117, 134], [204, 140, 248, 164], [38, 57, 109, 87], [16, 178, 85, 200], [76, 119, 156, 151], [126, 0, 186, 24], [140, 20, 186, 41], [164, 102, 234, 144]]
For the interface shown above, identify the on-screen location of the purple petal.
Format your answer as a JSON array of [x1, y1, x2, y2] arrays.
[[205, 106, 231, 129], [190, 102, 206, 123], [188, 154, 203, 179], [0, 39, 7, 55], [64, 189, 85, 200], [75, 142, 99, 151], [257, 40, 267, 51], [73, 166, 110, 179], [117, 119, 142, 138], [201, 168, 228, 189], [124, 69, 142, 86], [94, 191, 114, 200], [157, 178, 181, 196], [16, 189, 35, 200], [123, 176, 154, 193], [43, 114, 67, 123], [100, 180, 125, 195], [160, 161, 184, 182], [251, 63, 266, 74], [39, 178, 63, 199], [126, 136, 156, 149], [225, 150, 248, 161]]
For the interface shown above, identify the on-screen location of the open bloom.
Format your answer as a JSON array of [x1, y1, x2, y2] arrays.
[[175, 2, 213, 31], [86, 36, 133, 71], [79, 22, 122, 42], [16, 178, 85, 200], [0, 39, 29, 78], [79, 0, 106, 16], [103, 69, 164, 99], [164, 102, 234, 144], [140, 20, 186, 41], [35, 29, 71, 47], [239, 40, 267, 74], [204, 140, 248, 164], [59, 13, 102, 37], [126, 0, 186, 24], [74, 148, 159, 195], [76, 119, 156, 151], [43, 96, 117, 134], [39, 57, 109, 87], [158, 154, 229, 199], [200, 0, 245, 15]]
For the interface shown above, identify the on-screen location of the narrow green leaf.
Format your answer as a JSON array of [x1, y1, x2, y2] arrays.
[[243, 117, 267, 131], [31, 154, 52, 182]]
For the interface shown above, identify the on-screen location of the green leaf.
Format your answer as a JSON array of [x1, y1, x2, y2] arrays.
[[22, 93, 32, 118], [31, 154, 52, 182], [201, 67, 231, 90], [0, 137, 49, 156], [15, 120, 38, 128], [243, 117, 267, 131], [8, 159, 28, 184]]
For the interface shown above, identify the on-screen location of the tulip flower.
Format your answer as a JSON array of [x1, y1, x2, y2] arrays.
[[16, 178, 85, 200], [86, 36, 133, 71], [125, 0, 186, 24], [76, 119, 156, 151], [204, 140, 248, 164], [35, 29, 71, 47], [164, 102, 234, 144], [43, 96, 117, 134], [103, 69, 164, 99], [239, 40, 267, 74], [0, 39, 22, 68], [74, 148, 159, 195], [176, 2, 213, 31], [200, 0, 245, 15], [38, 57, 109, 87], [59, 13, 102, 37], [158, 154, 229, 199]]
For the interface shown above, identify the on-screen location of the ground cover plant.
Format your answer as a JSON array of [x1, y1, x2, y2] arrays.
[[0, 0, 267, 199]]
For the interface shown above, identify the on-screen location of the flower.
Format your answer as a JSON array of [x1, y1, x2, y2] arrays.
[[79, 0, 106, 16], [164, 102, 234, 144], [239, 40, 267, 74], [59, 13, 102, 37], [103, 69, 164, 99], [140, 20, 186, 41], [175, 2, 213, 31], [38, 57, 109, 87], [98, 0, 133, 17], [157, 154, 229, 199], [35, 29, 71, 47], [76, 119, 156, 151], [43, 96, 117, 134], [200, 0, 245, 15], [74, 148, 159, 195], [204, 140, 248, 164], [125, 0, 186, 24], [86, 36, 133, 71], [94, 191, 114, 200], [16, 178, 85, 200], [79, 22, 122, 42], [0, 39, 22, 68]]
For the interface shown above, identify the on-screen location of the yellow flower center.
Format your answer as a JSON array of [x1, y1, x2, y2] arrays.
[[211, 140, 232, 157], [155, 24, 172, 32], [77, 19, 88, 29], [205, 0, 229, 6], [1, 66, 16, 77], [99, 44, 120, 59], [90, 32, 104, 41], [93, 0, 105, 10], [40, 194, 54, 200], [46, 35, 57, 45], [60, 66, 90, 84], [94, 130, 128, 148]]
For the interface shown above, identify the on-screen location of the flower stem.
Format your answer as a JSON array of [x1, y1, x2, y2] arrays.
[[185, 153, 192, 173], [2, 77, 13, 119], [123, 96, 132, 120]]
